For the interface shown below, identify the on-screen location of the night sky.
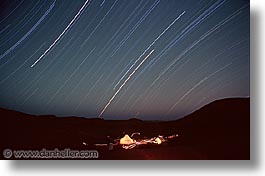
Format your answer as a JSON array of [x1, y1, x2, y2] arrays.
[[0, 0, 250, 120]]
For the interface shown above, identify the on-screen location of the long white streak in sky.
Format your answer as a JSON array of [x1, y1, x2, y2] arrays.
[[31, 0, 91, 67], [112, 60, 134, 90], [113, 11, 185, 90], [98, 49, 155, 118], [150, 6, 241, 88], [0, 1, 55, 61], [100, 0, 105, 6], [112, 26, 167, 108], [167, 63, 232, 114], [110, 0, 160, 57], [19, 36, 75, 99], [80, 0, 118, 48], [132, 20, 239, 110], [96, 62, 129, 105], [97, 26, 154, 98], [94, 27, 150, 86], [168, 0, 226, 47], [143, 0, 227, 74], [161, 35, 249, 90], [90, 1, 154, 79]]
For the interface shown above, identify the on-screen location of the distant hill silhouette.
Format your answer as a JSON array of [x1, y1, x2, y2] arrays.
[[0, 97, 249, 160], [169, 98, 250, 159], [128, 117, 143, 122]]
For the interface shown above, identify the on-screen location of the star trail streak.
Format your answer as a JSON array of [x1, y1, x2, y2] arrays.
[[0, 42, 46, 84], [110, 0, 160, 57], [149, 4, 245, 88], [0, 0, 43, 48], [98, 49, 155, 118], [0, 0, 249, 120], [100, 0, 105, 7], [80, 0, 118, 48], [45, 47, 96, 107], [113, 11, 186, 91], [0, 25, 10, 35], [0, 1, 55, 60], [97, 0, 145, 57], [31, 0, 91, 67], [167, 63, 233, 115], [143, 0, 227, 74], [0, 0, 24, 24]]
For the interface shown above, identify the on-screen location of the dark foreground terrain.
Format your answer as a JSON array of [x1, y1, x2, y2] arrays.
[[0, 98, 250, 160]]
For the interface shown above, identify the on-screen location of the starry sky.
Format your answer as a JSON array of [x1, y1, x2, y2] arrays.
[[0, 0, 249, 120]]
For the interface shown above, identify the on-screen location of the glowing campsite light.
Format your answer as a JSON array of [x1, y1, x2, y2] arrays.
[[94, 133, 179, 150], [155, 137, 162, 144], [120, 134, 134, 145]]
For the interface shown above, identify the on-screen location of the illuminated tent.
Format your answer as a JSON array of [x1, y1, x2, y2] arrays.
[[155, 137, 162, 144], [120, 134, 134, 145]]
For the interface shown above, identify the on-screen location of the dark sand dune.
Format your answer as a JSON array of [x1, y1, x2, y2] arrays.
[[0, 98, 249, 160]]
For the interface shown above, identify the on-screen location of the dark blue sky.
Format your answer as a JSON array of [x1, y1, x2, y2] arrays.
[[0, 0, 249, 120]]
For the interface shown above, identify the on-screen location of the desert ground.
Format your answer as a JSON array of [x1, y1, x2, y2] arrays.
[[0, 98, 250, 160]]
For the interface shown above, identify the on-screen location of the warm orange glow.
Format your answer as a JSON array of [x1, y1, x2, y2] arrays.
[[94, 133, 179, 150], [155, 137, 162, 144], [120, 134, 134, 145]]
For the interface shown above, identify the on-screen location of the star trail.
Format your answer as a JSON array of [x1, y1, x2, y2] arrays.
[[0, 0, 250, 120]]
